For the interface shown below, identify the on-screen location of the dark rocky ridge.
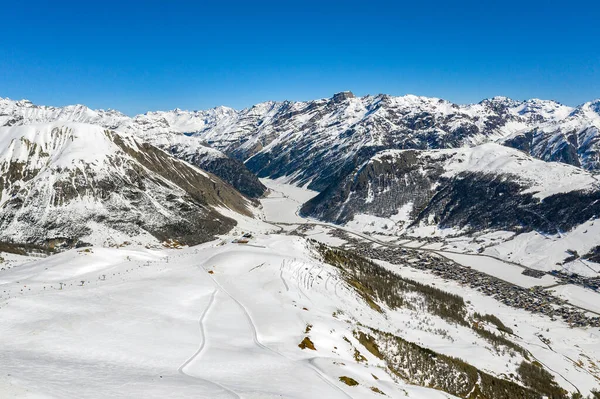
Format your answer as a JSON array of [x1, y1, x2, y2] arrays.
[[163, 142, 266, 199]]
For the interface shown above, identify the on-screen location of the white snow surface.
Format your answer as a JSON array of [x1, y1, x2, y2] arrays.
[[0, 237, 465, 399], [0, 122, 123, 171], [475, 219, 600, 277], [259, 178, 319, 223], [1, 233, 599, 398], [550, 284, 600, 315]]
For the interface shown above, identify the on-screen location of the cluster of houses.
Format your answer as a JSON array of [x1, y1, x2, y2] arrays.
[[521, 268, 546, 278], [549, 270, 600, 292], [348, 240, 600, 328]]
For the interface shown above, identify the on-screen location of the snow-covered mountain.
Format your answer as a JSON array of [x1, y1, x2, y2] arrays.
[[4, 94, 600, 192], [301, 143, 600, 236], [503, 99, 600, 170], [128, 92, 598, 191], [2, 96, 600, 399], [4, 93, 600, 249], [0, 98, 267, 198], [0, 98, 132, 130], [0, 122, 254, 247]]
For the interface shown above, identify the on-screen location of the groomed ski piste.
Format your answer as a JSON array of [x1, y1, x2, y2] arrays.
[[0, 179, 599, 398]]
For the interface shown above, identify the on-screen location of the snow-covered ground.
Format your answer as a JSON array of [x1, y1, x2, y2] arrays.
[[259, 178, 318, 223], [377, 259, 600, 396], [550, 284, 600, 315], [2, 233, 599, 397], [482, 220, 600, 277], [298, 225, 347, 246], [0, 236, 465, 399], [258, 179, 600, 312], [2, 178, 600, 398]]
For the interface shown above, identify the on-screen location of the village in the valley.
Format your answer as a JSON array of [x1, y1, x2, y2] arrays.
[[289, 224, 600, 329]]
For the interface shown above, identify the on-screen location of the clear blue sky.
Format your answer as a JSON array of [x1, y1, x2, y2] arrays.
[[1, 0, 598, 115]]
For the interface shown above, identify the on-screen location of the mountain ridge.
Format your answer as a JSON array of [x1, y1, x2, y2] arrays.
[[0, 122, 255, 247]]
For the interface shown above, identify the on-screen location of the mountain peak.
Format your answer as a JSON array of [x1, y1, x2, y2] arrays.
[[586, 99, 600, 113], [480, 96, 519, 106], [331, 91, 355, 103]]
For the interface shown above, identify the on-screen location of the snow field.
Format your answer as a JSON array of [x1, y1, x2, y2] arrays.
[[0, 235, 465, 398]]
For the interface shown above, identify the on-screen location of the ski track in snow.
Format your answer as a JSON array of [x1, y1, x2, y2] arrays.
[[279, 262, 290, 292], [176, 289, 241, 399], [185, 257, 353, 399]]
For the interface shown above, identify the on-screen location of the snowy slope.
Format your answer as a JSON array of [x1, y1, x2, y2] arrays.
[[1, 232, 598, 398], [390, 143, 598, 199], [0, 239, 457, 399], [0, 122, 254, 246], [133, 105, 238, 136]]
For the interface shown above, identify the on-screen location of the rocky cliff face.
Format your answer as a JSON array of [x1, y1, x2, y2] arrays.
[[0, 122, 254, 246]]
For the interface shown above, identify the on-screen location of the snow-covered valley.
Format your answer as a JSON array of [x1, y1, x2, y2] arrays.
[[1, 92, 600, 398]]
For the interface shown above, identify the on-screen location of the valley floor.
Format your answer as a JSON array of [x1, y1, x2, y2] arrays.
[[260, 179, 600, 316]]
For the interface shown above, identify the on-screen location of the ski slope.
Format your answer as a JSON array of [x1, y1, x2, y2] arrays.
[[0, 238, 464, 398]]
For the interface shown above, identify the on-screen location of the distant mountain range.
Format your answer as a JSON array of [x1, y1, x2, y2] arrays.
[[2, 92, 600, 260], [3, 93, 600, 192]]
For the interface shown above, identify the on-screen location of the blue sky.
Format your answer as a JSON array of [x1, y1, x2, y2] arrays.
[[1, 0, 598, 115]]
